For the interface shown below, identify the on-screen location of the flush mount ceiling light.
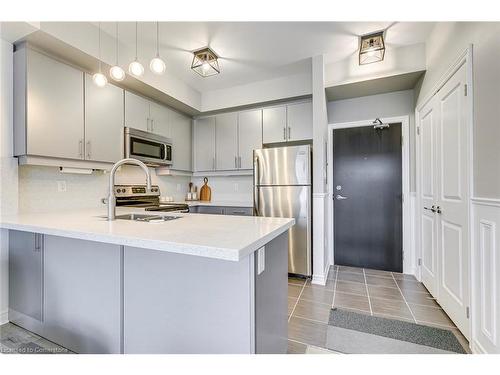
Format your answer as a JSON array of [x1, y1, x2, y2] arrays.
[[93, 22, 108, 87], [129, 22, 144, 77], [191, 47, 220, 77], [110, 22, 125, 82], [359, 31, 385, 65], [150, 22, 166, 75]]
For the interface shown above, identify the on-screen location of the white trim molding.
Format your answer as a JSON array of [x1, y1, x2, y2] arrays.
[[0, 309, 8, 325], [326, 115, 412, 274]]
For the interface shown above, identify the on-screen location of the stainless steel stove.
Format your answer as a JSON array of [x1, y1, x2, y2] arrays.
[[114, 184, 189, 213]]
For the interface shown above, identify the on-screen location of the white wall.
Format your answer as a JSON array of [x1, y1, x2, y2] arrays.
[[327, 89, 416, 191], [418, 22, 500, 199], [325, 43, 426, 87], [0, 38, 17, 324]]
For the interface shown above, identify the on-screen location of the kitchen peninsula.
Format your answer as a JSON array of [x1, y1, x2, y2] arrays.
[[1, 208, 294, 354]]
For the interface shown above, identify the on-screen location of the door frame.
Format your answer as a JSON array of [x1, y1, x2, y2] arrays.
[[415, 46, 474, 340], [327, 116, 411, 273]]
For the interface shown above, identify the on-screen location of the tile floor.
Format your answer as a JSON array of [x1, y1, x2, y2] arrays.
[[287, 265, 471, 354]]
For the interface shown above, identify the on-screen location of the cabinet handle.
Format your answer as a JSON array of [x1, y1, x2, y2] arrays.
[[78, 140, 83, 158], [235, 156, 238, 169], [288, 126, 291, 140], [86, 141, 91, 159], [34, 234, 42, 252], [283, 127, 286, 140], [238, 156, 241, 169], [147, 118, 150, 131], [213, 157, 216, 170], [151, 119, 154, 132]]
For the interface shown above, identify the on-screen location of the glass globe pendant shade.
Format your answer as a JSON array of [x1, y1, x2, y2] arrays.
[[129, 60, 144, 77], [110, 65, 125, 81], [150, 56, 166, 75], [93, 72, 108, 87]]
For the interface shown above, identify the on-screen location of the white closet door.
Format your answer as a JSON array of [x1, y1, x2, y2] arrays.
[[436, 63, 470, 339], [418, 96, 439, 297]]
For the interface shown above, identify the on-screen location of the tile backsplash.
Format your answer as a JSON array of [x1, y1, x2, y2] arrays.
[[18, 165, 191, 213]]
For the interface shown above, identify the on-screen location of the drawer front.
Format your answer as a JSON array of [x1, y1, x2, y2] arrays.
[[224, 207, 253, 216]]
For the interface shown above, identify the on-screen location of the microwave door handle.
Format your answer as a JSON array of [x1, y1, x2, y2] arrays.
[[163, 144, 167, 161]]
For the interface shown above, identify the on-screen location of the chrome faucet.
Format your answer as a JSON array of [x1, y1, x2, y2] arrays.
[[107, 158, 152, 220]]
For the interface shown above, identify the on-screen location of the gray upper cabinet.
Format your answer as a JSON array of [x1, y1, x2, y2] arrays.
[[124, 91, 150, 132], [149, 102, 171, 138], [9, 230, 43, 322], [84, 74, 124, 163], [262, 106, 287, 144], [194, 117, 216, 171], [262, 101, 312, 144], [14, 47, 84, 159], [215, 113, 239, 170], [238, 109, 262, 169], [287, 101, 313, 142], [170, 111, 192, 171]]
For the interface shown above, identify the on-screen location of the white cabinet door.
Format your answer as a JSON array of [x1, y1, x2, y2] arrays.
[[215, 112, 239, 170], [262, 106, 286, 144], [84, 75, 124, 163], [124, 91, 150, 132], [287, 101, 312, 142], [238, 109, 262, 169], [194, 117, 216, 171], [170, 111, 192, 171], [150, 102, 171, 138], [26, 49, 84, 159]]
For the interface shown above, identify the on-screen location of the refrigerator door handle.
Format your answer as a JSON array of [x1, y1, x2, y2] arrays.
[[254, 155, 260, 215]]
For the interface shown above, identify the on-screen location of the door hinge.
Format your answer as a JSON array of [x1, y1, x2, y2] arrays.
[[464, 84, 468, 97], [466, 306, 470, 319], [416, 126, 420, 135], [418, 258, 422, 266]]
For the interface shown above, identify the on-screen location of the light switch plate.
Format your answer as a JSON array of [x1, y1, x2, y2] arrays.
[[257, 246, 265, 275], [57, 180, 67, 192]]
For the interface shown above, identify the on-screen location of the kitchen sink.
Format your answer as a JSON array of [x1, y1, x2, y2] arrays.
[[115, 213, 181, 222]]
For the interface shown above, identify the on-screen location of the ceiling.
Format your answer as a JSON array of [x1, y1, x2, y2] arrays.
[[95, 22, 435, 93]]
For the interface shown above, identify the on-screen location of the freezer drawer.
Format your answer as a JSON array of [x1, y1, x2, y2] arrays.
[[254, 185, 311, 276]]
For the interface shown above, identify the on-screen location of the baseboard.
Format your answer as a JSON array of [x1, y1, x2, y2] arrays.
[[311, 262, 330, 286], [0, 309, 8, 325], [471, 339, 487, 354]]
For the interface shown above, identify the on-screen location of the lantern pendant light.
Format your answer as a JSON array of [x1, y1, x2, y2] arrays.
[[93, 22, 108, 87], [110, 22, 126, 81], [150, 22, 166, 75], [129, 22, 145, 77]]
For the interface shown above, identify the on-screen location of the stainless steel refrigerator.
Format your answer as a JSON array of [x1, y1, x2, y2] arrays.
[[253, 145, 312, 277]]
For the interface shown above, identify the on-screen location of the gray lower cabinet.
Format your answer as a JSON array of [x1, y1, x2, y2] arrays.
[[191, 205, 253, 216], [42, 236, 122, 354], [9, 231, 43, 321]]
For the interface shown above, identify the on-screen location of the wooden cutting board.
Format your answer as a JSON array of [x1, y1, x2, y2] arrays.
[[199, 177, 212, 201]]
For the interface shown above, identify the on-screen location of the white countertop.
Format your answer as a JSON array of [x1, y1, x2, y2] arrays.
[[0, 208, 294, 262]]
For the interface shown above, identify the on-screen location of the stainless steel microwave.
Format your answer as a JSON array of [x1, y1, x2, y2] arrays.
[[124, 127, 172, 167]]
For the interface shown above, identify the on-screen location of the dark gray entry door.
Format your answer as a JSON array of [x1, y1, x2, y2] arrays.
[[333, 124, 402, 272]]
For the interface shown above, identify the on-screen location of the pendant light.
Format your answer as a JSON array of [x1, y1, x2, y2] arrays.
[[129, 22, 144, 77], [110, 22, 125, 81], [93, 22, 108, 87], [150, 22, 166, 75]]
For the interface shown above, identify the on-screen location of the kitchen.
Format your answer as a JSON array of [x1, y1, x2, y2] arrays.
[[1, 6, 500, 370]]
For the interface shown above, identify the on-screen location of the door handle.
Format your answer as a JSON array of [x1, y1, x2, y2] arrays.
[[424, 206, 437, 213], [336, 195, 348, 200]]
